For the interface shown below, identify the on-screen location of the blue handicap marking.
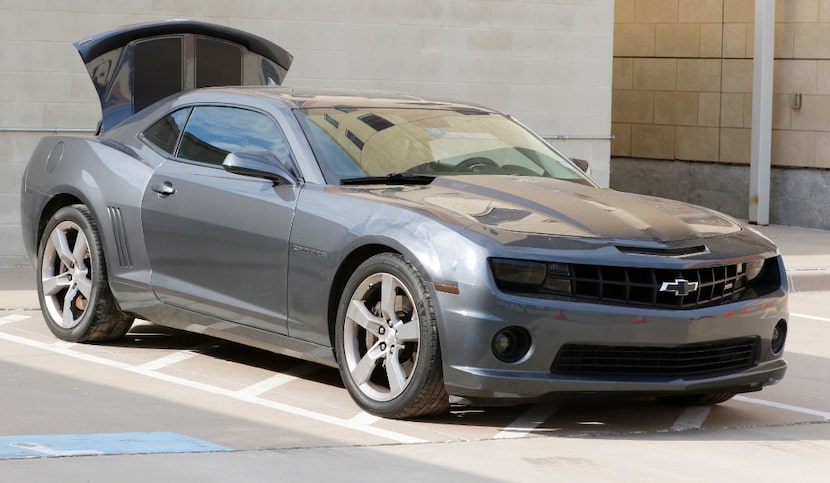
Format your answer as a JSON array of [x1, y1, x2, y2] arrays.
[[0, 432, 232, 460]]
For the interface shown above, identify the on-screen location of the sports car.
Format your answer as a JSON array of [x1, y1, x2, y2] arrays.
[[20, 20, 788, 419]]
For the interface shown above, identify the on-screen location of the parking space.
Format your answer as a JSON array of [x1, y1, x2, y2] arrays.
[[1, 290, 828, 460]]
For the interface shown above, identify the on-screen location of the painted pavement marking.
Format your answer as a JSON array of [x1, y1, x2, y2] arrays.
[[136, 341, 218, 371], [0, 432, 230, 460], [48, 340, 76, 350], [0, 314, 31, 326], [0, 329, 426, 444], [671, 405, 713, 432], [735, 395, 830, 421], [494, 404, 560, 439], [348, 411, 381, 426], [791, 312, 830, 323], [234, 362, 320, 398]]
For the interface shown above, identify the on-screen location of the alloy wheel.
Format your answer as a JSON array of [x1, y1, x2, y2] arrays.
[[342, 272, 421, 402], [40, 220, 93, 329]]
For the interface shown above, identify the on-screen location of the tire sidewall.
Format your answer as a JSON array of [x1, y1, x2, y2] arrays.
[[335, 253, 442, 417], [37, 205, 106, 342]]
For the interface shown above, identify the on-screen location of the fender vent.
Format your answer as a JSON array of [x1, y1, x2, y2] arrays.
[[107, 206, 133, 268]]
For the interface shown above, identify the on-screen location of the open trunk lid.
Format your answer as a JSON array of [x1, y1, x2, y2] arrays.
[[74, 19, 293, 131]]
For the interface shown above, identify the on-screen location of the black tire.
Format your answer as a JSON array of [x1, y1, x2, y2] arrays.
[[335, 253, 449, 419], [36, 205, 133, 343], [658, 392, 736, 406]]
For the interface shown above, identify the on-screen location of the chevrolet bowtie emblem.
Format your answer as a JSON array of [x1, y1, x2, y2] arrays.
[[660, 279, 699, 297]]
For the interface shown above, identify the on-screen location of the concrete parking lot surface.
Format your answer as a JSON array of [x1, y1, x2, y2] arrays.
[[1, 224, 829, 481]]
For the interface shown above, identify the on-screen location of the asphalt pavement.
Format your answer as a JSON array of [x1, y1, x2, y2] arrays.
[[1, 223, 828, 310]]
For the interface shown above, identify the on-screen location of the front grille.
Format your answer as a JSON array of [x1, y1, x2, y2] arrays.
[[567, 264, 746, 309], [551, 337, 759, 378], [492, 256, 783, 310]]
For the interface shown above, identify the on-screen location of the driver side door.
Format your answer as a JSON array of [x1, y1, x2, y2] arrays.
[[140, 105, 298, 334]]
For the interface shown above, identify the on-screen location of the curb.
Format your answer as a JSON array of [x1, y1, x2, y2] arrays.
[[787, 269, 830, 293]]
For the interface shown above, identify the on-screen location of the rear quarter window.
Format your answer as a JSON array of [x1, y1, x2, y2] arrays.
[[142, 108, 191, 154]]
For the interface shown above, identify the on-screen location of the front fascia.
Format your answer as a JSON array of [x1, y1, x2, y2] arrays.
[[435, 231, 789, 404]]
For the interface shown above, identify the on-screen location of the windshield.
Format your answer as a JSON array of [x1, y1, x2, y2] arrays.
[[295, 106, 594, 186]]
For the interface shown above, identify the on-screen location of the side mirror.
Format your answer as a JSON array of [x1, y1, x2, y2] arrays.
[[571, 158, 590, 174], [222, 151, 297, 185]]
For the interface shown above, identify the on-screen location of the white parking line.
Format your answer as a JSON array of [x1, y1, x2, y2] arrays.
[[348, 411, 381, 426], [791, 312, 830, 323], [234, 363, 320, 398], [136, 342, 217, 371], [0, 330, 426, 444], [0, 314, 31, 326], [49, 341, 76, 350], [671, 405, 712, 432], [493, 404, 560, 439], [735, 395, 830, 421]]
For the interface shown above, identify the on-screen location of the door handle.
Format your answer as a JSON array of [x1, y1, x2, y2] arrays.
[[151, 181, 176, 197]]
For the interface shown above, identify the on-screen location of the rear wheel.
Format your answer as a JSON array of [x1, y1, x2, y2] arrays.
[[37, 205, 133, 342], [335, 253, 449, 419]]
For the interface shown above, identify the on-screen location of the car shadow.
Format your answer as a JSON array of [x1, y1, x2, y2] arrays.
[[110, 322, 824, 437]]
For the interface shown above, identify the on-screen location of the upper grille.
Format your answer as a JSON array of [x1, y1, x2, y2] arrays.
[[491, 256, 782, 310], [551, 337, 759, 378], [566, 264, 746, 309]]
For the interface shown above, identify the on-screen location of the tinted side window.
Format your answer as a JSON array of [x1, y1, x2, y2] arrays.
[[142, 108, 191, 154], [176, 106, 291, 167]]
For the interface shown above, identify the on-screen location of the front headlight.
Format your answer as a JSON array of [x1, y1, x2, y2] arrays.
[[490, 258, 573, 294], [490, 258, 546, 291], [745, 259, 765, 281]]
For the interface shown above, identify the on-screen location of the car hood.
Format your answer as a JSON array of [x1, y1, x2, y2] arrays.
[[74, 20, 293, 131], [339, 176, 743, 244]]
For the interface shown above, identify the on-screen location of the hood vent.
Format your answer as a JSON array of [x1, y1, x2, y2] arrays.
[[616, 245, 708, 257]]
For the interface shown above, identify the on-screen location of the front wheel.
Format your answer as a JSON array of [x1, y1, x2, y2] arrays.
[[37, 205, 133, 342], [335, 253, 449, 419]]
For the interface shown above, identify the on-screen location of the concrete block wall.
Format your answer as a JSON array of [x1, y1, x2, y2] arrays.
[[612, 0, 830, 229], [611, 157, 830, 231], [613, 0, 830, 169], [0, 0, 614, 266]]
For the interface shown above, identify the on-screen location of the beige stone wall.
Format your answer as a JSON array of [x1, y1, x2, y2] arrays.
[[612, 0, 830, 169]]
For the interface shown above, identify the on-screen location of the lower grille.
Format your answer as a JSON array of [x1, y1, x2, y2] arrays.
[[551, 338, 759, 378]]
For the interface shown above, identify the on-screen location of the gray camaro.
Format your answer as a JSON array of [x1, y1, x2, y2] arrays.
[[20, 20, 788, 419]]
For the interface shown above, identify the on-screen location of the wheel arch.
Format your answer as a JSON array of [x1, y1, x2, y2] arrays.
[[36, 193, 89, 250], [327, 243, 400, 351]]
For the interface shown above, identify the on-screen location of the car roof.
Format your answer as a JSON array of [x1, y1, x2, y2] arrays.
[[198, 86, 501, 114]]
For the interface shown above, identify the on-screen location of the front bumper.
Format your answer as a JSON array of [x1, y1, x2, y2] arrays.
[[436, 286, 788, 404]]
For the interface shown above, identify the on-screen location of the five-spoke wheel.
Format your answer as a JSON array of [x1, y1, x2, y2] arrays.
[[40, 218, 93, 329], [336, 253, 448, 419], [37, 205, 133, 342]]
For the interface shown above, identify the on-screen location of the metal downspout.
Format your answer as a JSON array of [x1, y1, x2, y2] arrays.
[[749, 0, 775, 225]]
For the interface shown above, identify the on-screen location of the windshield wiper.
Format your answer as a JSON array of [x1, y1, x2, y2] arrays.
[[340, 173, 435, 185]]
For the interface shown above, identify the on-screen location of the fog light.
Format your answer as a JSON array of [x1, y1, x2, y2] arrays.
[[771, 319, 787, 354], [491, 327, 531, 363]]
